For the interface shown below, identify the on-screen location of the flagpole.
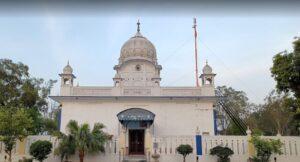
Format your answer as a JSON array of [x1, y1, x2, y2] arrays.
[[193, 18, 200, 87]]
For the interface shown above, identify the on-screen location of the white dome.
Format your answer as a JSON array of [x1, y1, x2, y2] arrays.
[[119, 31, 157, 64], [63, 62, 73, 74], [202, 64, 213, 74]]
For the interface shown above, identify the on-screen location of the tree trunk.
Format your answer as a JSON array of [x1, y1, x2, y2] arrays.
[[79, 150, 85, 162], [8, 151, 12, 162], [183, 156, 186, 162]]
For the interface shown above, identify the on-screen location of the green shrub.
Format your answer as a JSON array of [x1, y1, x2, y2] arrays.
[[18, 157, 33, 162], [210, 145, 234, 162], [250, 135, 283, 162], [176, 144, 193, 162], [29, 140, 53, 162]]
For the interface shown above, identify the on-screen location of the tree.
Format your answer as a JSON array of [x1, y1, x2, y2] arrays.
[[176, 144, 193, 162], [210, 145, 234, 162], [260, 91, 294, 135], [217, 86, 249, 117], [43, 118, 60, 136], [29, 140, 53, 162], [0, 59, 56, 108], [0, 59, 57, 161], [0, 107, 33, 162], [216, 86, 253, 135], [66, 120, 108, 162], [271, 38, 300, 120], [250, 135, 283, 162], [0, 59, 57, 134], [245, 91, 297, 136], [271, 38, 300, 98], [54, 134, 76, 162], [0, 59, 29, 107]]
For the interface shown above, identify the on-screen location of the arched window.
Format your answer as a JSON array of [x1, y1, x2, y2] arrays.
[[205, 77, 212, 85], [115, 81, 120, 87], [64, 78, 70, 85]]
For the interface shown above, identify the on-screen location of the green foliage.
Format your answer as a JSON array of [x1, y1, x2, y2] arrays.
[[210, 145, 234, 162], [66, 120, 109, 162], [29, 140, 53, 162], [217, 86, 249, 116], [217, 86, 254, 135], [0, 59, 29, 106], [247, 91, 297, 135], [176, 144, 193, 162], [217, 39, 300, 136], [0, 59, 57, 133], [0, 59, 57, 162], [54, 134, 76, 162], [271, 38, 300, 124], [218, 85, 298, 135], [271, 38, 300, 98], [225, 121, 244, 135], [26, 107, 44, 134], [250, 135, 283, 162], [18, 157, 33, 162], [0, 107, 33, 162], [0, 59, 56, 108], [43, 118, 60, 135]]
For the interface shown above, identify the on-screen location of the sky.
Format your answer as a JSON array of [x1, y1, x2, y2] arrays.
[[0, 8, 300, 104]]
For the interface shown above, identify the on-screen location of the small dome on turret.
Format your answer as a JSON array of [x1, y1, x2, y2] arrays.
[[63, 61, 73, 74], [202, 61, 213, 74]]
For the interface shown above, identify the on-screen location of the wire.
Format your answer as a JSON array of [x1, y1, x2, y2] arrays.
[[161, 37, 193, 64], [166, 73, 191, 86], [199, 39, 261, 102]]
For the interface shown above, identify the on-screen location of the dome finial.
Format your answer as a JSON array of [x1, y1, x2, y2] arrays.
[[206, 59, 208, 65], [137, 19, 140, 32], [67, 60, 69, 65]]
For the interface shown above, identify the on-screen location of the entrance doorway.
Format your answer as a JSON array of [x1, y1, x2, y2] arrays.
[[129, 129, 145, 155]]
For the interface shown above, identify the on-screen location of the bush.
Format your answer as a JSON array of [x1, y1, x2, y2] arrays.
[[18, 157, 33, 162], [176, 144, 193, 162], [250, 135, 283, 162], [29, 140, 53, 162], [210, 145, 234, 162]]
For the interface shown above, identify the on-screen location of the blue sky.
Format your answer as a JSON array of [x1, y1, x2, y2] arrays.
[[0, 15, 299, 104]]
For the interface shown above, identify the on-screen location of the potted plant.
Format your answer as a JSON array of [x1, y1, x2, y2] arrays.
[[176, 144, 193, 162], [210, 145, 234, 162], [151, 153, 160, 162]]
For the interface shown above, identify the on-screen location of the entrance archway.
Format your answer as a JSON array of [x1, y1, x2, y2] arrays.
[[117, 108, 155, 155]]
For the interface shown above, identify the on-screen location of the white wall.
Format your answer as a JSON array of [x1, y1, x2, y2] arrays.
[[60, 99, 215, 137], [2, 135, 300, 162]]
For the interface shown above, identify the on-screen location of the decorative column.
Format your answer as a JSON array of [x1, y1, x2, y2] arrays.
[[17, 138, 27, 155], [247, 127, 255, 159], [119, 126, 126, 156], [145, 127, 152, 155]]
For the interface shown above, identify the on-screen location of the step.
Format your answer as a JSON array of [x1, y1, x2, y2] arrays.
[[123, 155, 147, 162]]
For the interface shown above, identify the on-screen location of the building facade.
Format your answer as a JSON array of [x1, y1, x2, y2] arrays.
[[50, 22, 217, 159]]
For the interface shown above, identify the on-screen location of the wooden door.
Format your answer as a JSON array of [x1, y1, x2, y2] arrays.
[[129, 129, 145, 155]]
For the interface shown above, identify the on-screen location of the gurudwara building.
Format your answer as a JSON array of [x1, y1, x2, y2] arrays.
[[2, 21, 299, 162], [51, 22, 217, 161]]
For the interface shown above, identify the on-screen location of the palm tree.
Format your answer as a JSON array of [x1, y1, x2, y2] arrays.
[[66, 120, 108, 162], [54, 134, 76, 162]]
